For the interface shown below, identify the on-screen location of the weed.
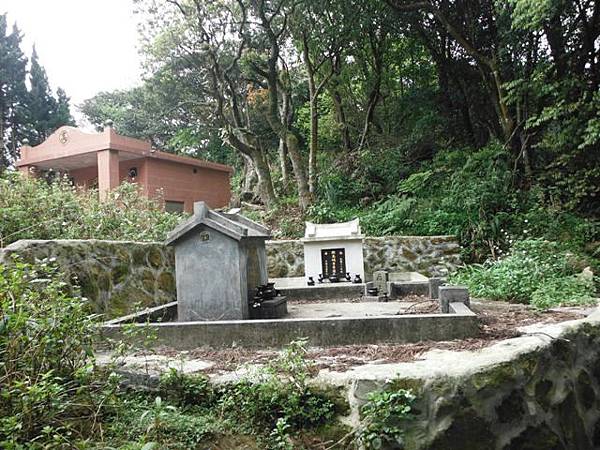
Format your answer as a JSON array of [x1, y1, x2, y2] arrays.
[[358, 389, 416, 449]]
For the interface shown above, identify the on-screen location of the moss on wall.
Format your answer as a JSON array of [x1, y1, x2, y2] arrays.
[[1, 239, 175, 319], [266, 235, 462, 280], [346, 313, 600, 450]]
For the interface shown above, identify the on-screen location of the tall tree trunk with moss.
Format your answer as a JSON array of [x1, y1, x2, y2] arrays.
[[251, 0, 312, 210]]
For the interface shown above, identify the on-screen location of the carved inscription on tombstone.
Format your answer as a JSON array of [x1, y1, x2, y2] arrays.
[[321, 248, 346, 277], [373, 270, 389, 294]]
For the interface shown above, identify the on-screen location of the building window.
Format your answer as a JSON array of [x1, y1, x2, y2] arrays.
[[165, 200, 185, 213]]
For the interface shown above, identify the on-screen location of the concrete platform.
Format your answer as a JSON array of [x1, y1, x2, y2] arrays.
[[288, 301, 418, 319], [387, 272, 430, 298], [272, 276, 365, 301], [100, 302, 477, 349]]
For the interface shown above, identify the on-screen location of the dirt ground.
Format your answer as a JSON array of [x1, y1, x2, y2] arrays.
[[147, 299, 588, 374]]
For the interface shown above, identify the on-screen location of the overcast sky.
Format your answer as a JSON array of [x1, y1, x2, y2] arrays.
[[3, 0, 142, 126]]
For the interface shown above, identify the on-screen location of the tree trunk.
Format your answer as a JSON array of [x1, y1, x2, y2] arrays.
[[278, 138, 291, 187], [301, 31, 321, 194], [242, 153, 258, 193], [357, 80, 381, 150], [330, 87, 352, 151], [358, 31, 384, 150], [278, 89, 292, 188], [285, 131, 312, 209], [276, 88, 312, 209], [252, 149, 277, 208], [308, 97, 318, 193], [225, 130, 277, 207]]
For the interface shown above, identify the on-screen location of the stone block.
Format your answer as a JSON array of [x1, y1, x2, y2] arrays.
[[389, 281, 429, 298], [362, 295, 388, 303], [372, 270, 389, 295], [439, 285, 469, 313], [250, 296, 288, 319], [429, 277, 445, 299]]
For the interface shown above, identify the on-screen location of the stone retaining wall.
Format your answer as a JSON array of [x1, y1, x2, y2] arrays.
[[1, 234, 461, 317], [99, 305, 600, 449], [0, 240, 175, 319], [267, 235, 461, 279], [319, 310, 600, 449]]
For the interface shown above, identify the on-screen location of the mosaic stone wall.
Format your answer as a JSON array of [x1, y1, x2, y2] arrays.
[[0, 235, 461, 318], [0, 239, 175, 319], [266, 235, 462, 279], [266, 239, 305, 278]]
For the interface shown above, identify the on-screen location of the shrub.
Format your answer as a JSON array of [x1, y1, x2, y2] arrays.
[[358, 388, 415, 449], [0, 267, 343, 449], [158, 368, 215, 407], [530, 275, 595, 310], [315, 143, 599, 263], [0, 172, 184, 247], [0, 258, 118, 447], [450, 239, 597, 309], [217, 339, 336, 434], [109, 340, 342, 448], [104, 394, 219, 449]]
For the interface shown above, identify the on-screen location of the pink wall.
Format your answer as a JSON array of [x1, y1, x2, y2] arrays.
[[70, 165, 98, 189], [119, 159, 148, 187], [70, 157, 230, 212], [18, 127, 232, 212], [145, 158, 231, 212]]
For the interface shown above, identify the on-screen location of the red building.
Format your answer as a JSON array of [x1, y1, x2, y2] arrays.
[[16, 125, 232, 213]]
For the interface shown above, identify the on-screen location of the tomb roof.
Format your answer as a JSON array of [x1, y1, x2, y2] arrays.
[[302, 218, 363, 242], [165, 202, 271, 245]]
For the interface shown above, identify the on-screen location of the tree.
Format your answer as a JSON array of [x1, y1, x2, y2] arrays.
[[246, 0, 313, 209], [293, 0, 341, 193], [80, 82, 235, 165], [26, 47, 74, 145], [133, 0, 319, 208], [53, 88, 75, 129], [135, 0, 279, 206], [83, 0, 599, 218], [0, 19, 75, 171], [0, 15, 28, 169], [26, 46, 57, 145]]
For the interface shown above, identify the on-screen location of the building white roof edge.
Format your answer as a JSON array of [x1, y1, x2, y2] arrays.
[[304, 218, 361, 239]]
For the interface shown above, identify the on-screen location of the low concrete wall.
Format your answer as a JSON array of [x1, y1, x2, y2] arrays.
[[319, 309, 600, 450], [100, 303, 478, 349], [278, 283, 365, 301], [267, 235, 461, 280]]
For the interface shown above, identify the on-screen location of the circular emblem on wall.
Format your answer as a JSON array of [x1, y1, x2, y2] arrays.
[[58, 130, 69, 144]]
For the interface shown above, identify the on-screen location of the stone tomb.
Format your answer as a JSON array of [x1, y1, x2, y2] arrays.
[[302, 219, 365, 282], [166, 202, 276, 321]]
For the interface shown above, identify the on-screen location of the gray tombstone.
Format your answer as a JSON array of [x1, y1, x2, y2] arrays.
[[372, 270, 389, 295], [165, 202, 271, 321]]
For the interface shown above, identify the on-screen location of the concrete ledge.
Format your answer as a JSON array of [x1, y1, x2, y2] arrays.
[[277, 283, 365, 301], [448, 302, 475, 315], [100, 308, 479, 349], [389, 281, 429, 298], [104, 301, 178, 325]]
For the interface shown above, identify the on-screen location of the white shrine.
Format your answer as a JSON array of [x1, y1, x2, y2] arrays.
[[302, 219, 365, 282]]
